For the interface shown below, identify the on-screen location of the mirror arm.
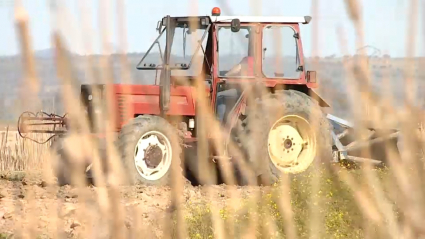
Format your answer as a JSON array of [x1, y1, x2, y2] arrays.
[[183, 27, 186, 59]]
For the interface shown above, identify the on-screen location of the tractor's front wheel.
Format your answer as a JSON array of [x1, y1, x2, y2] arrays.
[[238, 90, 333, 185], [117, 115, 184, 186], [49, 134, 94, 186]]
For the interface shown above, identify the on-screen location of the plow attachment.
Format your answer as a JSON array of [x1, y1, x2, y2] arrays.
[[17, 111, 68, 144], [327, 113, 401, 166]]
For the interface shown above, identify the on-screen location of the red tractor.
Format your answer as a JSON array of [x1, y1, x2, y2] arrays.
[[18, 8, 401, 186]]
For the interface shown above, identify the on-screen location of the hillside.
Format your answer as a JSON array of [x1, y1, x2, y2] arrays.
[[0, 49, 424, 122]]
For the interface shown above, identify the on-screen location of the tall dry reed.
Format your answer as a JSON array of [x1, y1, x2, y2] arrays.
[[0, 0, 424, 238], [0, 128, 51, 171]]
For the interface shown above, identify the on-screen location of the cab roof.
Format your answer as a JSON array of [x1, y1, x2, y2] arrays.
[[211, 16, 312, 24], [159, 15, 312, 29]]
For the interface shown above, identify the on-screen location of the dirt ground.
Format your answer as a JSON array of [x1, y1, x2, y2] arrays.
[[0, 171, 265, 239]]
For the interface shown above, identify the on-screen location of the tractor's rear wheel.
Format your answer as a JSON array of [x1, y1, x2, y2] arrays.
[[238, 90, 333, 185], [117, 115, 183, 186]]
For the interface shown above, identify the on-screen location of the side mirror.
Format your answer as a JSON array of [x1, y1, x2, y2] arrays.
[[156, 20, 162, 33], [231, 19, 241, 32], [306, 71, 317, 83]]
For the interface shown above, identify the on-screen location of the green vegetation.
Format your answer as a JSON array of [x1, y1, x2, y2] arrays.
[[0, 233, 13, 239], [176, 166, 397, 239]]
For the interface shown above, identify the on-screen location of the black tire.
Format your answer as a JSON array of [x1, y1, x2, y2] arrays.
[[116, 115, 184, 186], [237, 89, 333, 185], [50, 136, 70, 186], [49, 135, 92, 186]]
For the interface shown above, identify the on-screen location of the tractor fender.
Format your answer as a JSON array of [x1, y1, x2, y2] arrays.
[[281, 86, 331, 108], [308, 88, 331, 108]]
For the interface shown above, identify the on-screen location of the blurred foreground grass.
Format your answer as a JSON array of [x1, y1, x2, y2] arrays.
[[0, 164, 398, 239], [0, 127, 405, 238], [175, 166, 394, 239], [0, 0, 423, 238]]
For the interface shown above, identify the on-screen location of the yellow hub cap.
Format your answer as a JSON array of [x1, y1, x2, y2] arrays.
[[267, 115, 317, 174]]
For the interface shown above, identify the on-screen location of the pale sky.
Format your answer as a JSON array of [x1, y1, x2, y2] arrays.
[[0, 0, 423, 57]]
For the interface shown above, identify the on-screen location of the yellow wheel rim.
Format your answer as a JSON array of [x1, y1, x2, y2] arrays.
[[267, 114, 317, 174]]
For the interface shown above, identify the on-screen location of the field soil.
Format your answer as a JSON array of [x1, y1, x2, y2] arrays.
[[0, 171, 264, 238]]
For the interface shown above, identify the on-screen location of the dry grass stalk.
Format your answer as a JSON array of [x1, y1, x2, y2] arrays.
[[1, 0, 425, 238]]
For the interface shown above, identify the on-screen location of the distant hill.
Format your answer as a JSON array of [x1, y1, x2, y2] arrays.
[[0, 49, 424, 122], [34, 49, 55, 59]]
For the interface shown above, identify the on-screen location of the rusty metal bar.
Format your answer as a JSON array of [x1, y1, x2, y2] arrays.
[[344, 132, 400, 152], [346, 155, 383, 165]]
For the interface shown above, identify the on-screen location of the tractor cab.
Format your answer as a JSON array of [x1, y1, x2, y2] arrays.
[[135, 8, 317, 124], [136, 15, 212, 84]]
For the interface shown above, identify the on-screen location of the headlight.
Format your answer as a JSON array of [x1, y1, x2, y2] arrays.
[[188, 118, 195, 129]]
